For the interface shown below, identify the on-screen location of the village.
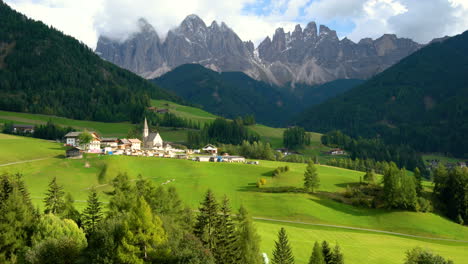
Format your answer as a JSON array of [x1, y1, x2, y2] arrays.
[[63, 118, 249, 163]]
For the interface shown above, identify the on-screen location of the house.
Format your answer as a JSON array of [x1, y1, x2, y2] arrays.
[[101, 137, 119, 148], [64, 131, 101, 152], [156, 108, 169, 114], [128, 139, 142, 150], [220, 156, 246, 163], [142, 118, 164, 149], [195, 156, 211, 162], [66, 147, 82, 159], [202, 144, 218, 154], [118, 138, 132, 149], [328, 148, 346, 155], [12, 124, 35, 134], [246, 161, 260, 165]]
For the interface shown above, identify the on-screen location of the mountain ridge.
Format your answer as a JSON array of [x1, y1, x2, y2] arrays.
[[96, 14, 423, 86]]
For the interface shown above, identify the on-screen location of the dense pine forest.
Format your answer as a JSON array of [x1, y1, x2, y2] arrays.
[[0, 2, 181, 123], [296, 31, 468, 158]]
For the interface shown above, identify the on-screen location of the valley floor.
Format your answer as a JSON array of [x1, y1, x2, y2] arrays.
[[1, 134, 467, 264]]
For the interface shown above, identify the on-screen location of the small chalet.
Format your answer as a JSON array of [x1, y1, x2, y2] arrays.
[[101, 137, 119, 148], [12, 124, 35, 134], [202, 144, 218, 154], [64, 131, 101, 152], [128, 138, 142, 151], [118, 139, 132, 149], [66, 147, 82, 159], [328, 148, 346, 155]]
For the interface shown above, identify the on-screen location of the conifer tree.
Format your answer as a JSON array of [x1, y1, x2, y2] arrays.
[[272, 228, 295, 264], [60, 193, 81, 224], [321, 241, 333, 264], [304, 162, 320, 193], [309, 241, 325, 264], [194, 189, 219, 251], [236, 205, 263, 264], [81, 188, 102, 234], [363, 169, 376, 184], [43, 177, 65, 214], [214, 196, 240, 264], [331, 244, 344, 264], [414, 167, 423, 196]]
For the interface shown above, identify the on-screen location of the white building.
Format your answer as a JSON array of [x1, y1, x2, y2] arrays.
[[202, 144, 218, 154], [64, 131, 101, 152], [142, 117, 164, 149], [128, 138, 142, 151]]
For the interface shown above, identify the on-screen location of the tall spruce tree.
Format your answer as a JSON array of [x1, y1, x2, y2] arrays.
[[81, 188, 103, 234], [331, 244, 344, 264], [272, 228, 295, 264], [194, 189, 219, 251], [321, 241, 333, 264], [214, 196, 240, 264], [60, 193, 80, 224], [414, 167, 423, 196], [309, 241, 325, 264], [43, 177, 65, 214], [304, 162, 320, 193], [236, 205, 263, 264]]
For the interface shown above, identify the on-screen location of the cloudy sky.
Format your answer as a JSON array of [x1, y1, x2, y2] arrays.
[[5, 0, 468, 49]]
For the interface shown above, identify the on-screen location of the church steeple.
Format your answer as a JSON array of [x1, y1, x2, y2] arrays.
[[143, 117, 149, 139]]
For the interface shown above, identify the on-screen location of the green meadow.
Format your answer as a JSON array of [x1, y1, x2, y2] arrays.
[[0, 134, 466, 264]]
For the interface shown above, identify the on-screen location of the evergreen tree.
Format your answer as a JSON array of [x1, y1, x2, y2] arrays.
[[194, 190, 219, 251], [363, 169, 376, 184], [108, 173, 136, 215], [331, 244, 344, 264], [321, 241, 333, 264], [0, 186, 36, 263], [414, 167, 423, 196], [43, 177, 65, 214], [60, 193, 80, 224], [236, 205, 263, 264], [129, 197, 167, 260], [309, 241, 325, 264], [213, 196, 239, 264], [272, 228, 295, 264], [81, 188, 103, 234], [304, 162, 320, 193]]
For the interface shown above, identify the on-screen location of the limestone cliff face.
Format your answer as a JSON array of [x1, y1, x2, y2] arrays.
[[96, 15, 422, 86]]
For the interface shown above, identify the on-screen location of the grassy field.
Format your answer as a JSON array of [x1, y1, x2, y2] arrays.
[[1, 135, 467, 264], [152, 100, 218, 125]]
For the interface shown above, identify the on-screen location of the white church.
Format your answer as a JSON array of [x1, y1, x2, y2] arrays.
[[142, 118, 172, 151]]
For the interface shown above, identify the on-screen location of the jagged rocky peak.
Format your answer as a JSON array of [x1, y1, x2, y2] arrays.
[[319, 25, 338, 40], [291, 24, 303, 42], [137, 18, 156, 33], [303, 21, 318, 41], [272, 27, 287, 51], [178, 14, 207, 34], [358, 37, 374, 45]]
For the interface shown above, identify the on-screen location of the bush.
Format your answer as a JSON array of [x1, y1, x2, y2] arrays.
[[260, 178, 267, 185], [416, 197, 432, 213]]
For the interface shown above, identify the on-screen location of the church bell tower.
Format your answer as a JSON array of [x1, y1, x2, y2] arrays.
[[143, 117, 149, 139]]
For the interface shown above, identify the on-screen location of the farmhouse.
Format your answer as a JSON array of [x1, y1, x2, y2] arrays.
[[101, 137, 118, 148], [195, 156, 211, 162], [118, 138, 132, 149], [328, 148, 346, 155], [64, 131, 101, 152], [128, 138, 142, 150], [12, 124, 35, 134], [66, 147, 82, 159], [220, 156, 246, 163], [202, 144, 218, 154]]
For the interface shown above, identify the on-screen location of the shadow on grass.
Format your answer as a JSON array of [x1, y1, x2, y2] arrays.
[[310, 194, 389, 217], [238, 185, 304, 194], [334, 182, 360, 188]]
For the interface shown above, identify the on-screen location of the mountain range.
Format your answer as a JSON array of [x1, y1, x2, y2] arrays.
[[96, 15, 423, 86], [296, 30, 468, 157]]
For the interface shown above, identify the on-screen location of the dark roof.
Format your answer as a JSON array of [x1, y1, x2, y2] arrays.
[[146, 133, 160, 142], [101, 137, 118, 142], [13, 124, 34, 128]]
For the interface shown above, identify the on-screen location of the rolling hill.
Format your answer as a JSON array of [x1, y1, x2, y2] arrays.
[[0, 134, 466, 264], [296, 31, 468, 157], [0, 1, 180, 123]]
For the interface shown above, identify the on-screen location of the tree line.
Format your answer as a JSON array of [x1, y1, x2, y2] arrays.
[[145, 111, 201, 130], [283, 126, 311, 150], [187, 118, 260, 148], [2, 121, 75, 141], [321, 131, 426, 175]]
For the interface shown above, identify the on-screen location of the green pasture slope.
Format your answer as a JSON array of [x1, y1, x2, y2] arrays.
[[0, 134, 466, 264]]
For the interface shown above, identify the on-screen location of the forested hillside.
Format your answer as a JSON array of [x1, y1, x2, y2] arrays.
[[296, 31, 468, 157], [0, 1, 180, 122], [152, 64, 303, 126]]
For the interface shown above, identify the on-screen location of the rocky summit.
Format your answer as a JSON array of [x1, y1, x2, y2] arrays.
[[96, 15, 422, 86]]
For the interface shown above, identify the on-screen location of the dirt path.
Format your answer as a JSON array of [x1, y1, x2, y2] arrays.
[[252, 217, 468, 243], [0, 157, 51, 167]]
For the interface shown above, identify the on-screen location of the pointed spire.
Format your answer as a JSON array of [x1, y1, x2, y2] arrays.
[[143, 117, 149, 139]]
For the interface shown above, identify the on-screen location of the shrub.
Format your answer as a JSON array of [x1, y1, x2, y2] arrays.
[[416, 197, 432, 213], [260, 178, 267, 185]]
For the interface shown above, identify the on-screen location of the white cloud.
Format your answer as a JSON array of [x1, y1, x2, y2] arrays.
[[5, 0, 468, 49]]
